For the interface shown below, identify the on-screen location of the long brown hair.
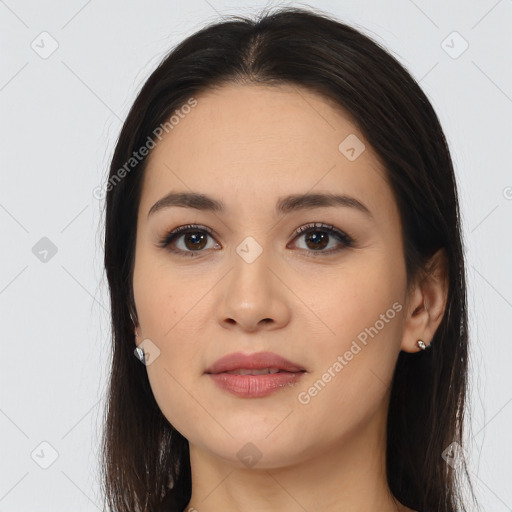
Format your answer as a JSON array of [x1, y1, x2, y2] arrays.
[[100, 6, 478, 511]]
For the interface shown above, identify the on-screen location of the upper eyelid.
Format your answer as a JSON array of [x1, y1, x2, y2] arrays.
[[162, 222, 353, 247], [166, 222, 345, 238]]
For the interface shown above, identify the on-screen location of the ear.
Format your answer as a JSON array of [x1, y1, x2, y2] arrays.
[[401, 248, 449, 353], [129, 308, 140, 343]]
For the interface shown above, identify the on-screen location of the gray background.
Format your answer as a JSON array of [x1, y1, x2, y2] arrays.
[[0, 0, 511, 510]]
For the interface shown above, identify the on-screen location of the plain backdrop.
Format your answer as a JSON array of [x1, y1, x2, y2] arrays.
[[0, 0, 511, 510]]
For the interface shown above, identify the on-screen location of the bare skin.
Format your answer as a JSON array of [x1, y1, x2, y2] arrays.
[[132, 83, 447, 512]]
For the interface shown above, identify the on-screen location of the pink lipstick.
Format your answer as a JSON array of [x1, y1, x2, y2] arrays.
[[205, 351, 307, 398]]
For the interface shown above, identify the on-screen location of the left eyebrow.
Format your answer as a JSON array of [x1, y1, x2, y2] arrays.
[[147, 191, 373, 219], [276, 192, 373, 219]]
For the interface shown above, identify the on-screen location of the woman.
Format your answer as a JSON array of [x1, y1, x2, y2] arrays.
[[100, 6, 477, 512]]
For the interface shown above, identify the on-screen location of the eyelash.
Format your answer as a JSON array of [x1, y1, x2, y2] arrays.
[[158, 222, 355, 258]]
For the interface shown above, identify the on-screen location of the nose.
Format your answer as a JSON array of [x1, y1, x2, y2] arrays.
[[215, 243, 291, 333]]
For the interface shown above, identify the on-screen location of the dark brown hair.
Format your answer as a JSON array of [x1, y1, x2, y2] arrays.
[[100, 6, 477, 511]]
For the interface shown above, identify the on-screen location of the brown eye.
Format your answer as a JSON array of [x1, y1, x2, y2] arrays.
[[159, 224, 219, 257], [292, 223, 354, 255], [303, 231, 329, 251], [182, 232, 208, 251]]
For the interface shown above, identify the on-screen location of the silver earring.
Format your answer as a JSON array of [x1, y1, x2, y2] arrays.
[[134, 345, 146, 364], [133, 324, 146, 364], [134, 333, 146, 364], [417, 340, 427, 350]]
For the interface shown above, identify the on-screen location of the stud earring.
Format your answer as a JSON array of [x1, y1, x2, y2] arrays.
[[134, 345, 146, 364], [417, 340, 427, 350], [134, 332, 146, 364]]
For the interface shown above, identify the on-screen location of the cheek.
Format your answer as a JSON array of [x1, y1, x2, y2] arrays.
[[133, 256, 212, 434], [142, 312, 206, 439], [147, 362, 207, 442], [297, 255, 404, 409], [134, 272, 205, 374], [309, 254, 403, 347], [133, 250, 200, 341]]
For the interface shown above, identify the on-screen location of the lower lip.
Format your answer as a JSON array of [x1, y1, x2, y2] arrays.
[[207, 371, 305, 398]]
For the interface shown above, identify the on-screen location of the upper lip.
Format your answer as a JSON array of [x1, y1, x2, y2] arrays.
[[205, 351, 306, 374]]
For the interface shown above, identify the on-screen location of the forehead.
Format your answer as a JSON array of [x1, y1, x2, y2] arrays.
[[140, 83, 394, 220]]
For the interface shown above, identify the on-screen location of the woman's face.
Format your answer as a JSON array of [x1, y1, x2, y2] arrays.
[[132, 83, 411, 468]]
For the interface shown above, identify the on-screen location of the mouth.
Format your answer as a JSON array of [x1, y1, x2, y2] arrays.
[[205, 350, 307, 375], [205, 351, 307, 398], [220, 368, 304, 375]]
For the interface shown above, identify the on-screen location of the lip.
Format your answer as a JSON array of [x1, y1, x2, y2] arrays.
[[205, 351, 306, 374], [205, 351, 307, 398]]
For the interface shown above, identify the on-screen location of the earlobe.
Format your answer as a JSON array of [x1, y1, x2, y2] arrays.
[[400, 248, 449, 353]]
